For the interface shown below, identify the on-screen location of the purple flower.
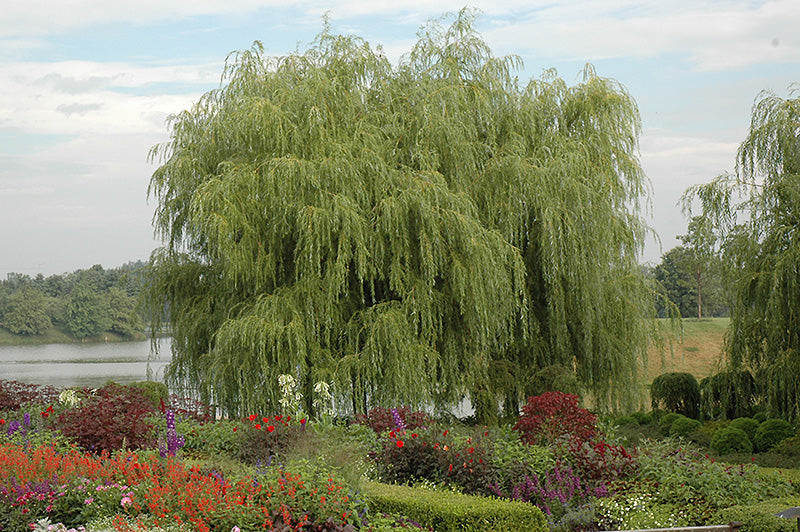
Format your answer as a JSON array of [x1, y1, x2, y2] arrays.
[[390, 408, 406, 431], [23, 413, 31, 427]]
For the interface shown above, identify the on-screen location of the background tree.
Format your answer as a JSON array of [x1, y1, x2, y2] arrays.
[[145, 11, 656, 417], [106, 287, 142, 338], [651, 244, 729, 319], [678, 216, 717, 319], [64, 281, 110, 339], [684, 85, 800, 420], [3, 287, 51, 335]]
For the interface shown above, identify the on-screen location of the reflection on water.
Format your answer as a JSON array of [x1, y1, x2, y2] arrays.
[[0, 337, 172, 389]]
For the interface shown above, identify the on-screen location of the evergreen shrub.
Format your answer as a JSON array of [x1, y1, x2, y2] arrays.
[[754, 419, 795, 452], [669, 416, 701, 438], [710, 427, 752, 456], [729, 417, 760, 441], [651, 372, 700, 418], [630, 411, 653, 425], [657, 412, 682, 435], [361, 481, 548, 532]]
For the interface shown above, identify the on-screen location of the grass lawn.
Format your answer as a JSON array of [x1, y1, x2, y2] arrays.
[[646, 317, 729, 384]]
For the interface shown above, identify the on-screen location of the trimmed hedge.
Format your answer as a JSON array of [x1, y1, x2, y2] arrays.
[[713, 498, 800, 532], [361, 481, 548, 532]]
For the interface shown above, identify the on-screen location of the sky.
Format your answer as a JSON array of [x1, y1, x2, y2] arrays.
[[1, 1, 798, 278]]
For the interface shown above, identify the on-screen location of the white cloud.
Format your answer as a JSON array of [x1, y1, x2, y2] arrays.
[[0, 60, 215, 137], [483, 0, 800, 71]]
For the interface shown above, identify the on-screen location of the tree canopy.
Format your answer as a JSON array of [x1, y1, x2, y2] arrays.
[[684, 84, 800, 420], [146, 11, 656, 417]]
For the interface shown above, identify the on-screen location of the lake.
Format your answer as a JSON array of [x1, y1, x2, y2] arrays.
[[0, 337, 172, 389]]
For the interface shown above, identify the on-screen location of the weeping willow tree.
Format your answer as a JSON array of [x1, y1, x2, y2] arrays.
[[146, 10, 655, 417], [684, 85, 800, 420]]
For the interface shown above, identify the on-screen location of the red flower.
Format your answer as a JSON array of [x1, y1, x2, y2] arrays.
[[411, 433, 418, 438], [275, 415, 282, 421], [255, 424, 261, 430], [249, 414, 257, 421], [232, 427, 237, 432], [267, 425, 275, 433], [47, 405, 53, 413], [41, 412, 49, 418], [262, 417, 269, 423], [396, 440, 404, 448], [0, 419, 4, 425], [389, 431, 396, 438]]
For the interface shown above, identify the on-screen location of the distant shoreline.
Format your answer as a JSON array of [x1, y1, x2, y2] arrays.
[[0, 326, 148, 346]]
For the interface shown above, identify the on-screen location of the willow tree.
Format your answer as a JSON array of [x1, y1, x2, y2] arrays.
[[146, 11, 655, 417], [685, 85, 800, 420]]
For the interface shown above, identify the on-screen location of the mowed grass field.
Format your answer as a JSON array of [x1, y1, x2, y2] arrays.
[[645, 317, 730, 384]]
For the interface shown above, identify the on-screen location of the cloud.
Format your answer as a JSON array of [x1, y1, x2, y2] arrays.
[[482, 0, 800, 71], [56, 103, 104, 116]]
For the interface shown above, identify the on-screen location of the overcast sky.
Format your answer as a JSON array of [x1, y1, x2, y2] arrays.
[[1, 1, 797, 277]]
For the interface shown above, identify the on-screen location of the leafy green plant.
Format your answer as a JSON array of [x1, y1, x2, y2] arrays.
[[669, 416, 701, 438], [651, 372, 700, 419], [710, 427, 753, 455], [362, 480, 548, 532], [729, 417, 760, 441], [657, 412, 683, 435], [754, 419, 795, 452]]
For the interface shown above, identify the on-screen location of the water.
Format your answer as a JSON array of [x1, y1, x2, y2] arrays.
[[0, 337, 172, 389]]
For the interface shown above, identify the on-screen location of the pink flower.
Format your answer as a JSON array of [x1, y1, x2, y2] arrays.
[[121, 496, 133, 507]]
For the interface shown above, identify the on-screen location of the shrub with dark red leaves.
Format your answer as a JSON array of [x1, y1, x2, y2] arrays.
[[513, 392, 597, 446], [56, 383, 157, 452], [564, 438, 637, 486], [0, 379, 59, 411], [354, 406, 432, 434]]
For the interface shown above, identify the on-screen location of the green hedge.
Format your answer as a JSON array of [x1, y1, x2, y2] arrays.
[[714, 498, 800, 532], [361, 481, 547, 532]]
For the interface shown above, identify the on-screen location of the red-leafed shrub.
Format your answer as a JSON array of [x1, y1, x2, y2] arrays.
[[564, 438, 637, 486], [56, 383, 157, 452], [354, 406, 432, 434], [0, 379, 59, 411], [513, 392, 597, 446]]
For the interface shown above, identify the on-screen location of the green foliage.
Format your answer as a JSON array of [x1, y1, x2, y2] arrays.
[[630, 411, 654, 425], [651, 372, 701, 418], [526, 364, 582, 398], [636, 440, 793, 511], [669, 416, 701, 438], [657, 412, 683, 436], [145, 10, 656, 417], [361, 480, 548, 532], [128, 381, 169, 410], [729, 417, 760, 441], [713, 498, 800, 532], [754, 419, 795, 452], [700, 370, 758, 420], [710, 427, 753, 455], [652, 243, 729, 319], [106, 286, 142, 338], [3, 287, 51, 335], [63, 281, 111, 339], [684, 85, 800, 421]]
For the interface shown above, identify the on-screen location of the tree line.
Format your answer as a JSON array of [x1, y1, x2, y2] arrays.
[[0, 262, 147, 340]]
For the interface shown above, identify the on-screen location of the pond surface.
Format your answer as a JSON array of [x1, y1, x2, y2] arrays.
[[0, 337, 172, 389]]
